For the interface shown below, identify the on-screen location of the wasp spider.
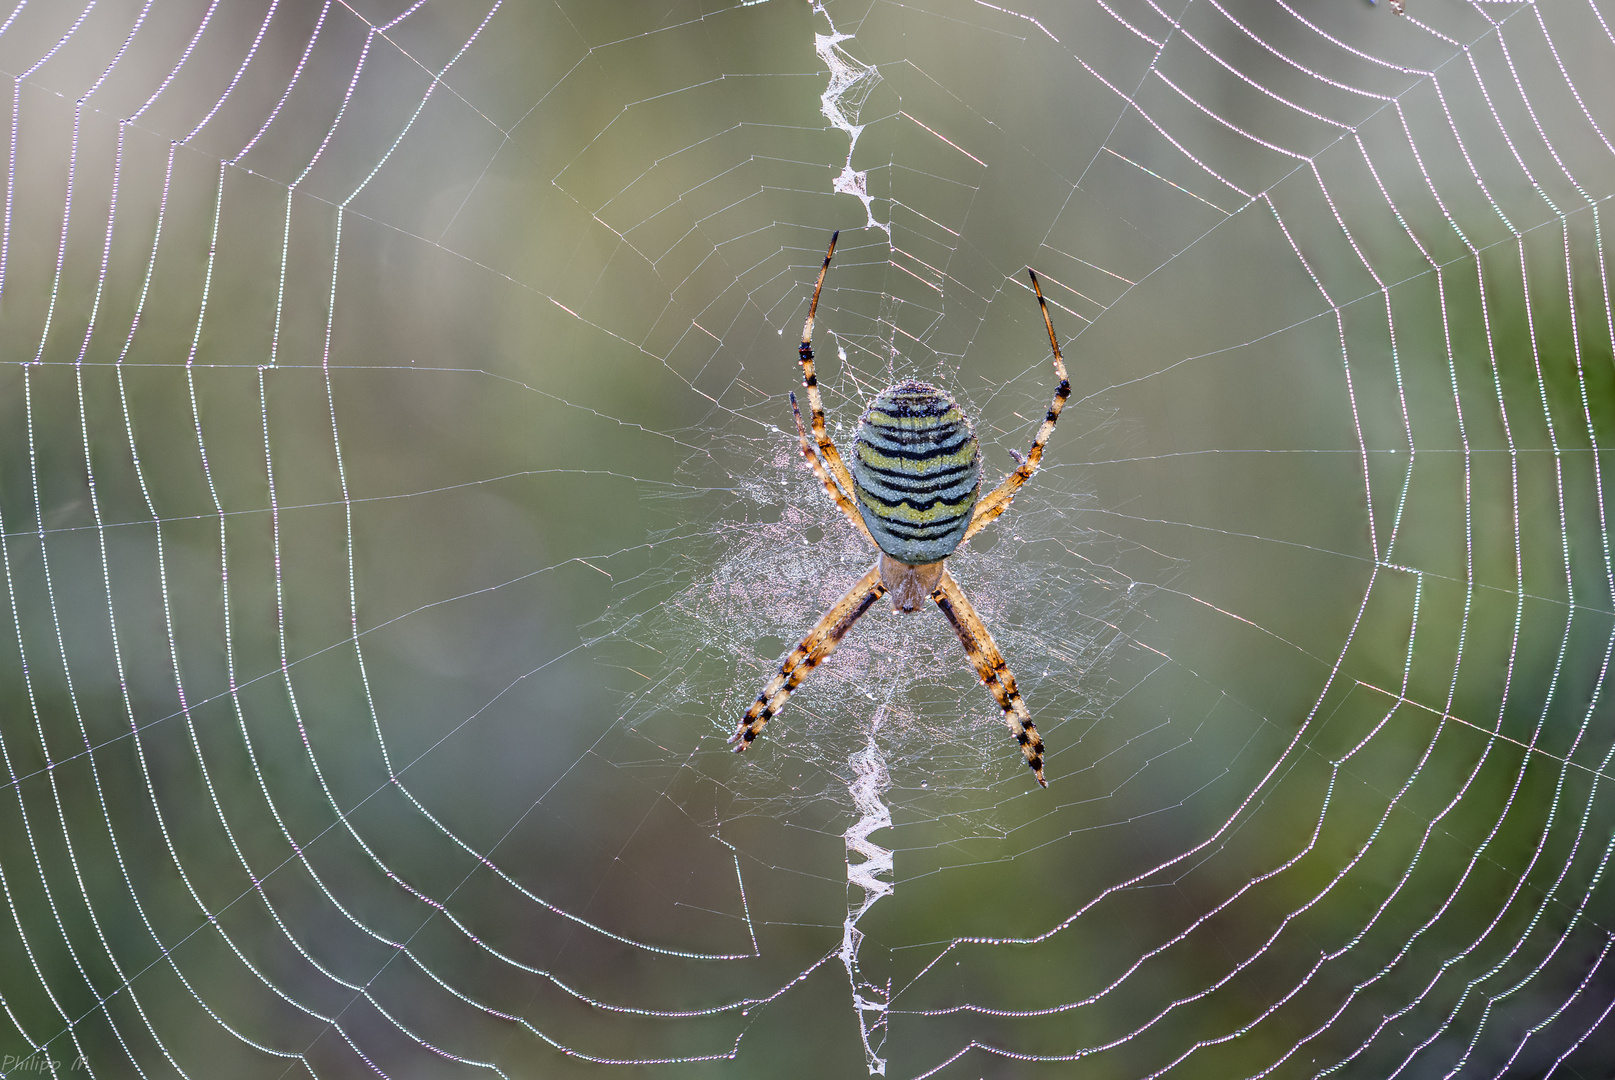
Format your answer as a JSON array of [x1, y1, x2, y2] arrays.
[[731, 231, 1071, 787]]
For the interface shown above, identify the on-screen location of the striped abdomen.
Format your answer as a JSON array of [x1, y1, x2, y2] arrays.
[[850, 381, 981, 565]]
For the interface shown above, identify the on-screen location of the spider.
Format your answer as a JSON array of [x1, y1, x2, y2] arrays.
[[730, 231, 1071, 787]]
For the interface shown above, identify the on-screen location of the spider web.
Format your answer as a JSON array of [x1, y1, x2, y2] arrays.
[[0, 0, 1613, 1077]]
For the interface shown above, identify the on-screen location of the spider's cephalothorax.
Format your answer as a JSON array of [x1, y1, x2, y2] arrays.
[[730, 231, 1072, 787]]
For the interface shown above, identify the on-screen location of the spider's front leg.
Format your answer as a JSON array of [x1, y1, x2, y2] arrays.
[[930, 567, 1047, 787], [732, 562, 887, 752]]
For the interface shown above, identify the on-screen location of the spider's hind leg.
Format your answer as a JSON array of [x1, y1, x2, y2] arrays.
[[930, 567, 1047, 787], [797, 231, 862, 503], [732, 562, 887, 753], [792, 391, 874, 544], [963, 268, 1071, 542]]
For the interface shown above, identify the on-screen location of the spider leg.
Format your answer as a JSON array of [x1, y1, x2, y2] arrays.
[[929, 566, 1047, 787], [798, 230, 861, 502], [792, 391, 874, 544], [962, 268, 1072, 542], [732, 561, 887, 753]]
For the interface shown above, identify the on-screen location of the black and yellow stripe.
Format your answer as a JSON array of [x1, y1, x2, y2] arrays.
[[850, 380, 981, 565]]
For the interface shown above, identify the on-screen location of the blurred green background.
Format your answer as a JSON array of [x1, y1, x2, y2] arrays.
[[1, 0, 1614, 1076]]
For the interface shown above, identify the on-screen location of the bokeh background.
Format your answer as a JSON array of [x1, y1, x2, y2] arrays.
[[1, 0, 1614, 1076]]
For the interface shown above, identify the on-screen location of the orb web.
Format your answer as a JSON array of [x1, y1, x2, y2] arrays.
[[0, 1, 1613, 1078]]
